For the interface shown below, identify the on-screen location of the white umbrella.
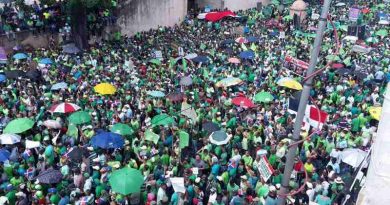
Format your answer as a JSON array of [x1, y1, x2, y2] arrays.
[[43, 120, 62, 129], [341, 148, 367, 168], [185, 53, 198, 60], [209, 131, 232, 145], [378, 20, 389, 25], [335, 2, 346, 6], [0, 133, 21, 144]]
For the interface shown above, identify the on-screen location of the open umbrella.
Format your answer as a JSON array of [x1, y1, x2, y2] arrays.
[[228, 57, 241, 64], [64, 147, 87, 162], [335, 68, 352, 76], [332, 63, 344, 69], [232, 97, 255, 108], [4, 118, 34, 134], [0, 74, 6, 82], [110, 123, 134, 136], [25, 69, 41, 81], [49, 102, 80, 113], [94, 83, 117, 95], [90, 132, 124, 149], [221, 39, 235, 46], [376, 29, 388, 37], [167, 92, 184, 102], [254, 92, 274, 103], [209, 131, 231, 145], [235, 37, 248, 44], [202, 122, 220, 133], [68, 111, 91, 125], [340, 148, 367, 168], [149, 59, 161, 65], [151, 114, 175, 127], [51, 82, 68, 90], [180, 76, 193, 86], [365, 37, 379, 43], [36, 169, 63, 184], [0, 133, 21, 145], [0, 149, 11, 162], [39, 58, 53, 65], [335, 2, 346, 6], [62, 43, 80, 54], [185, 53, 198, 60], [4, 70, 25, 79], [13, 53, 28, 60], [109, 167, 144, 195], [369, 107, 382, 120], [246, 36, 259, 43], [192, 56, 210, 64], [43, 120, 62, 129], [147, 90, 165, 98], [215, 77, 242, 87], [277, 78, 303, 90], [239, 50, 255, 59]]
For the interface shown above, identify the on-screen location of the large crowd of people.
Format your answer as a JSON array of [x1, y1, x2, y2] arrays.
[[0, 0, 388, 204]]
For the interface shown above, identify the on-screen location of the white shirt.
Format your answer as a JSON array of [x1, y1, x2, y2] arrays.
[[157, 187, 167, 205]]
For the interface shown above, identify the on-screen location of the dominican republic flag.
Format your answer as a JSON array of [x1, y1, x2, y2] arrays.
[[305, 105, 328, 129]]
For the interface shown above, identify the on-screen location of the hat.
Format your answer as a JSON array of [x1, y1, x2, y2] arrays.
[[276, 184, 281, 189], [269, 186, 276, 192], [240, 175, 248, 180], [306, 182, 313, 189], [335, 177, 344, 184], [195, 177, 201, 183], [82, 125, 93, 130], [216, 176, 223, 181]]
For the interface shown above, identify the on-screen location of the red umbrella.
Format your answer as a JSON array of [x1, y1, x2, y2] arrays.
[[332, 63, 344, 69], [231, 97, 255, 108], [49, 103, 81, 114], [361, 8, 370, 14]]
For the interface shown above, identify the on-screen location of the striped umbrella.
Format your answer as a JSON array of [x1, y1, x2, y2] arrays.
[[49, 103, 80, 114]]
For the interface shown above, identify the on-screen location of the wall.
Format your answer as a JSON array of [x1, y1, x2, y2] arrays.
[[195, 0, 270, 11], [117, 0, 188, 36]]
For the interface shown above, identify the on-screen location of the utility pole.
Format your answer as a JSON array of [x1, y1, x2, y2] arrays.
[[278, 0, 332, 204]]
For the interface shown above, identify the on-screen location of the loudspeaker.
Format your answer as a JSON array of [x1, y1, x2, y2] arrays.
[[257, 2, 262, 11], [357, 25, 366, 40], [293, 14, 301, 30]]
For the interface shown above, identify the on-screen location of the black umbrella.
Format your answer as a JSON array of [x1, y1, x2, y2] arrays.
[[62, 43, 80, 54], [4, 70, 25, 79], [35, 169, 63, 184], [66, 147, 87, 162], [336, 68, 352, 76], [202, 122, 220, 133], [25, 69, 42, 80], [223, 47, 234, 54], [354, 71, 367, 80], [221, 39, 235, 46], [192, 56, 210, 64]]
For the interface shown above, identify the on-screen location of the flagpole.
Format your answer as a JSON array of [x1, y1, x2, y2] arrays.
[[278, 0, 332, 204]]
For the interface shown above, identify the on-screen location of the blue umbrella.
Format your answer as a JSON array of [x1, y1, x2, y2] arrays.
[[90, 132, 124, 149], [51, 82, 68, 90], [147, 90, 165, 98], [36, 169, 63, 184], [0, 74, 6, 82], [239, 50, 255, 59], [246, 36, 259, 43], [39, 58, 53, 65], [192, 56, 210, 64], [12, 53, 28, 60], [0, 149, 10, 162], [221, 39, 235, 45]]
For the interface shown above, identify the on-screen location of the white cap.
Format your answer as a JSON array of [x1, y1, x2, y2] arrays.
[[269, 186, 276, 192]]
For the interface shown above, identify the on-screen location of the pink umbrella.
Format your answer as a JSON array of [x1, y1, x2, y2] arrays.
[[228, 57, 241, 64], [49, 103, 81, 114], [235, 37, 248, 44], [332, 63, 344, 69], [232, 97, 255, 108]]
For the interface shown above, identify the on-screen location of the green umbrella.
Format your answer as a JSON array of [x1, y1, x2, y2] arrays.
[[151, 114, 175, 127], [376, 3, 386, 9], [326, 55, 341, 62], [254, 92, 274, 103], [68, 111, 91, 125], [271, 0, 280, 5], [4, 118, 34, 134], [376, 29, 388, 37], [109, 167, 144, 195], [149, 59, 161, 65], [366, 37, 379, 43], [110, 123, 134, 136]]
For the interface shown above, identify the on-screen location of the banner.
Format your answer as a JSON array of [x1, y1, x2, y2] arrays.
[[285, 55, 309, 69], [258, 156, 274, 182], [349, 8, 360, 21], [170, 177, 186, 193]]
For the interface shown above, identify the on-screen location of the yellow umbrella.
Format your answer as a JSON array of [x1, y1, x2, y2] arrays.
[[369, 107, 382, 120], [94, 83, 117, 95], [277, 78, 303, 90], [215, 77, 243, 88]]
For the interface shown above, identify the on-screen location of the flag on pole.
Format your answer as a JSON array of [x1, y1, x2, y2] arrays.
[[305, 105, 328, 129]]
